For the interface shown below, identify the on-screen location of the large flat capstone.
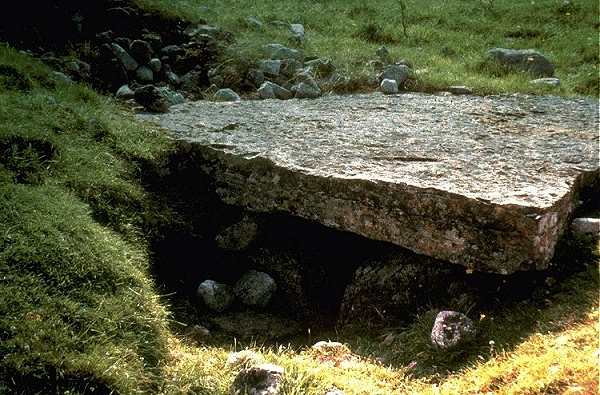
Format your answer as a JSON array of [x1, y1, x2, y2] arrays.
[[140, 93, 599, 274]]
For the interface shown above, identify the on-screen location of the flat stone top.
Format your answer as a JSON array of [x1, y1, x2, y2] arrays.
[[141, 93, 599, 209]]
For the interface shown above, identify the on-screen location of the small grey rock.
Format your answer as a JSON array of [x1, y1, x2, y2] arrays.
[[431, 310, 476, 350], [130, 40, 153, 64], [290, 23, 305, 41], [184, 24, 221, 38], [51, 71, 73, 85], [166, 71, 181, 86], [230, 363, 284, 395], [448, 85, 473, 95], [265, 43, 302, 61], [487, 48, 554, 77], [571, 218, 599, 235], [530, 77, 560, 87], [180, 70, 204, 93], [246, 16, 264, 30], [304, 58, 336, 77], [234, 270, 277, 307], [293, 82, 321, 99], [380, 78, 398, 94], [110, 43, 138, 72], [136, 66, 154, 83], [149, 58, 162, 73], [324, 389, 345, 395], [116, 84, 135, 100], [259, 81, 292, 100], [161, 45, 185, 57], [259, 59, 282, 77], [157, 87, 185, 106], [379, 64, 411, 86], [134, 85, 169, 113], [281, 58, 303, 77], [214, 88, 241, 102], [197, 280, 235, 312]]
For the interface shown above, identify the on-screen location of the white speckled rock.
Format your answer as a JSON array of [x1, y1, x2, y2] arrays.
[[380, 78, 398, 94], [139, 93, 599, 273], [431, 310, 476, 350]]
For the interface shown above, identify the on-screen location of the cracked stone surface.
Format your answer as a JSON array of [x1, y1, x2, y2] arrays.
[[139, 93, 599, 273]]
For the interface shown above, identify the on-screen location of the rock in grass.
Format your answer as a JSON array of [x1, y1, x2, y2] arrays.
[[51, 71, 73, 85], [571, 218, 599, 235], [116, 84, 135, 100], [134, 85, 169, 113], [230, 363, 284, 395], [530, 77, 561, 87], [380, 78, 398, 94], [265, 43, 303, 61], [379, 64, 411, 86], [258, 81, 292, 100], [227, 350, 264, 368], [431, 310, 476, 350], [246, 16, 264, 30], [487, 48, 555, 77], [214, 88, 241, 102], [290, 23, 305, 41], [376, 46, 391, 62], [234, 270, 276, 307], [259, 59, 282, 77], [197, 280, 234, 312], [110, 43, 138, 72], [448, 85, 473, 95]]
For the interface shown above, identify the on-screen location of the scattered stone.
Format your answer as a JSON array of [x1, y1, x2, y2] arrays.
[[197, 279, 235, 312], [110, 43, 138, 71], [185, 24, 221, 39], [141, 32, 163, 51], [234, 270, 276, 307], [487, 48, 555, 77], [130, 40, 153, 64], [447, 85, 473, 95], [216, 217, 259, 250], [530, 77, 561, 87], [247, 69, 265, 88], [227, 350, 264, 368], [293, 82, 321, 99], [571, 217, 599, 235], [290, 23, 305, 41], [161, 44, 185, 57], [376, 46, 390, 62], [134, 85, 169, 113], [140, 94, 599, 273], [246, 16, 264, 30], [280, 59, 303, 78], [135, 66, 154, 83], [258, 81, 292, 100], [115, 84, 135, 100], [324, 389, 345, 395], [165, 69, 181, 87], [149, 58, 162, 73], [51, 71, 73, 85], [179, 70, 204, 93], [265, 43, 303, 61], [214, 88, 241, 102], [293, 72, 321, 99], [157, 87, 185, 106], [259, 59, 282, 77], [305, 58, 336, 77], [380, 78, 398, 94], [431, 310, 476, 350], [268, 20, 290, 29], [379, 64, 411, 86], [230, 364, 284, 395]]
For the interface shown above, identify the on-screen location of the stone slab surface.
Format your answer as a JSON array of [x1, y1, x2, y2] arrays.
[[139, 93, 599, 273]]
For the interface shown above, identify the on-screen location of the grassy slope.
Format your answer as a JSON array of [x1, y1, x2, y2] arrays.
[[1, 1, 599, 393], [0, 45, 173, 393], [135, 0, 599, 96]]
